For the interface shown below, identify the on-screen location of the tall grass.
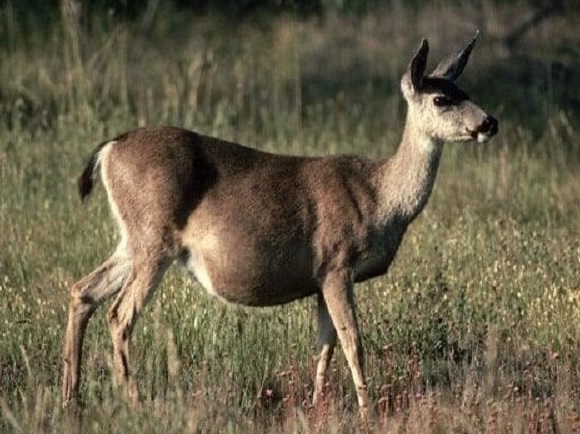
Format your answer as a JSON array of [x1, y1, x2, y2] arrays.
[[1, 2, 579, 432]]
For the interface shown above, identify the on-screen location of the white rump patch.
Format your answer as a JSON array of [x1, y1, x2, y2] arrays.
[[99, 141, 130, 250]]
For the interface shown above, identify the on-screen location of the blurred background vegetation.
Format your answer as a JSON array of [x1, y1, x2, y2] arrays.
[[3, 0, 580, 19], [1, 0, 579, 140]]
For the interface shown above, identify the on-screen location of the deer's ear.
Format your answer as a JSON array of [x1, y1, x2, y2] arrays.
[[431, 30, 479, 81], [401, 38, 429, 96]]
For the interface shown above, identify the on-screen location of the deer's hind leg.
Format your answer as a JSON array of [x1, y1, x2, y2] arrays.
[[106, 247, 172, 404], [62, 250, 132, 406]]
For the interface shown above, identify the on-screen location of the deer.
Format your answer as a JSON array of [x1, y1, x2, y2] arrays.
[[62, 31, 498, 414]]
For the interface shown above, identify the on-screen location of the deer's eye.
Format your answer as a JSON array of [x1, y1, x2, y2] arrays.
[[433, 96, 453, 107]]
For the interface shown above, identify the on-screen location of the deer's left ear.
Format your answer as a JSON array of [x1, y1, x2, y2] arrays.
[[401, 38, 429, 97], [431, 30, 479, 81]]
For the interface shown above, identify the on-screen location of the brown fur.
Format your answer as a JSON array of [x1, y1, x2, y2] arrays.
[[62, 33, 498, 413]]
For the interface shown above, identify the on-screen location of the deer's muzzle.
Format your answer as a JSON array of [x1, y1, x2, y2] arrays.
[[472, 115, 499, 142]]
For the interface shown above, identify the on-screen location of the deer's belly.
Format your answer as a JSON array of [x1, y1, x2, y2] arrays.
[[181, 246, 318, 307]]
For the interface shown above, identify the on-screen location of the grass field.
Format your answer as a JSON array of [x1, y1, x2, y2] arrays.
[[1, 2, 580, 432]]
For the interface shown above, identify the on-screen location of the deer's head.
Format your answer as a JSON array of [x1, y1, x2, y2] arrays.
[[401, 31, 498, 145]]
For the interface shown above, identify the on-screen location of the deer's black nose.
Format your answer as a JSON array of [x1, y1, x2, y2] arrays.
[[478, 116, 498, 136]]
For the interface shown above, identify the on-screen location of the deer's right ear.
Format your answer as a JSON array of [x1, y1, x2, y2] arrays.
[[401, 39, 429, 96], [430, 31, 479, 81]]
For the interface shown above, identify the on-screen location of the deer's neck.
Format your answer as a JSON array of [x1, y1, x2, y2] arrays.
[[377, 118, 443, 224]]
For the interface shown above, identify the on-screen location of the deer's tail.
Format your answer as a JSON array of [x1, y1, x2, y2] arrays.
[[77, 140, 110, 203]]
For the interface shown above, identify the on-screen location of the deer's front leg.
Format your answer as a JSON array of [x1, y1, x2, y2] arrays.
[[106, 254, 169, 405], [320, 270, 368, 413], [313, 292, 337, 406]]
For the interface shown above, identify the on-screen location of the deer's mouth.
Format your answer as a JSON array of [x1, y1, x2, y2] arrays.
[[467, 128, 485, 142], [467, 127, 498, 143], [468, 129, 493, 143], [479, 132, 495, 143], [468, 116, 499, 143]]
